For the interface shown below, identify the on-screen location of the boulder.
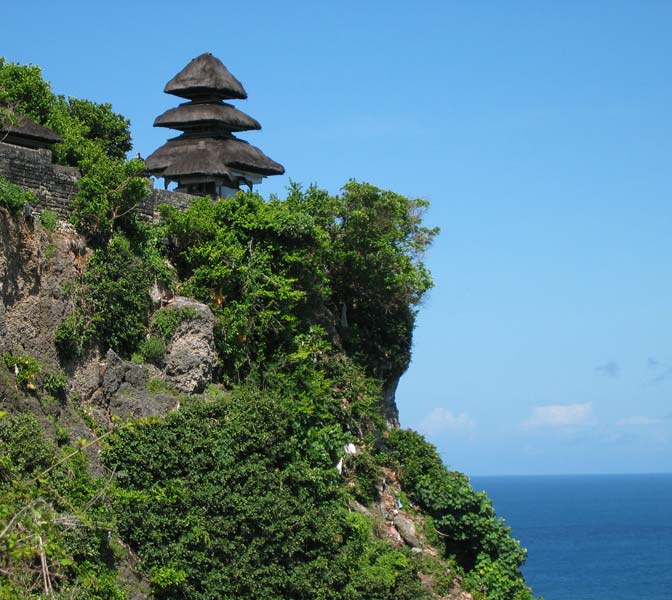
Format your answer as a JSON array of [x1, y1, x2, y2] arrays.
[[163, 296, 217, 393], [393, 513, 422, 550]]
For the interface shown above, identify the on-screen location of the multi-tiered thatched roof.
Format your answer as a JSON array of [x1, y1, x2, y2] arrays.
[[145, 53, 284, 197]]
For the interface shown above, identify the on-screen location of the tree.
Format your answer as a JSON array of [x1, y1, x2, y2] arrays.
[[70, 155, 149, 244], [0, 58, 132, 168], [0, 58, 54, 124], [328, 181, 438, 382], [159, 182, 437, 384]]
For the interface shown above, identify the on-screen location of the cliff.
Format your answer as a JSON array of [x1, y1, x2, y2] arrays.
[[0, 193, 535, 599]]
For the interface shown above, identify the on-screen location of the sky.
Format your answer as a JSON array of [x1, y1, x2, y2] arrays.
[[4, 1, 672, 475]]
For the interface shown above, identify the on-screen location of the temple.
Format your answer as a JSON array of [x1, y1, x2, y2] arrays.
[[145, 53, 284, 198]]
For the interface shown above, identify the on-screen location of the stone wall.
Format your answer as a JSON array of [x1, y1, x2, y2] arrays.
[[0, 141, 197, 221], [136, 189, 195, 221], [0, 142, 79, 217]]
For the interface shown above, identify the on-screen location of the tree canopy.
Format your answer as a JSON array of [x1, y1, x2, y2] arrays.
[[160, 182, 438, 385]]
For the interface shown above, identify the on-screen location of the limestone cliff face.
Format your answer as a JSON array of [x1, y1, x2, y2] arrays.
[[0, 209, 217, 420], [0, 208, 84, 368]]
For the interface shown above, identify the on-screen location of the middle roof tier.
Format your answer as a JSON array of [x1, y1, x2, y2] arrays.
[[154, 101, 262, 133]]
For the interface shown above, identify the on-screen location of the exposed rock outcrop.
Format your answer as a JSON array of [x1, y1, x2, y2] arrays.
[[68, 349, 179, 427], [382, 374, 401, 428], [393, 513, 422, 550], [0, 207, 85, 368], [163, 296, 218, 393]]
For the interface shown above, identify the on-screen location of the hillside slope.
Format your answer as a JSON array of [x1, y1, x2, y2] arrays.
[[0, 191, 536, 600]]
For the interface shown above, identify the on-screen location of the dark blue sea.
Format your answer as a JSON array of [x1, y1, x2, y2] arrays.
[[470, 474, 672, 600]]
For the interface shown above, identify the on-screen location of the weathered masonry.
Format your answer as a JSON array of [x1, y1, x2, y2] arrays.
[[0, 118, 79, 217]]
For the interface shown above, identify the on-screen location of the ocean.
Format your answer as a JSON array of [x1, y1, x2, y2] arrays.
[[470, 474, 672, 600]]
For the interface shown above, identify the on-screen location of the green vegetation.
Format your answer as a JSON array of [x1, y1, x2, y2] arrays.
[[54, 312, 94, 360], [43, 370, 68, 399], [106, 384, 433, 600], [160, 181, 437, 383], [150, 306, 199, 341], [39, 208, 58, 232], [0, 413, 126, 599], [0, 58, 144, 244], [384, 430, 532, 599], [3, 352, 41, 391], [56, 233, 164, 360], [71, 156, 149, 245], [0, 59, 536, 600], [0, 175, 36, 214], [136, 336, 166, 366], [0, 58, 130, 169]]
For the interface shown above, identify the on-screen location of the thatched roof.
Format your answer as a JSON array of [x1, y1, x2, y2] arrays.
[[0, 116, 62, 148], [146, 136, 285, 177], [162, 150, 235, 179], [164, 54, 247, 100], [154, 102, 261, 132]]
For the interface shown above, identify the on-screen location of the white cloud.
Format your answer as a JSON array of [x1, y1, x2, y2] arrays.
[[420, 408, 475, 435], [523, 402, 592, 428], [616, 416, 663, 427]]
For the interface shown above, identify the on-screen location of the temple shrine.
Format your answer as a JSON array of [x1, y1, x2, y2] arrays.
[[145, 53, 284, 198], [0, 116, 62, 150]]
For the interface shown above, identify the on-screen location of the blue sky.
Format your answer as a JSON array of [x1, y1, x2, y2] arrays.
[[5, 1, 672, 475]]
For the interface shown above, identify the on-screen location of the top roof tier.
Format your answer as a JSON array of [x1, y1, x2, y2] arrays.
[[164, 53, 248, 101]]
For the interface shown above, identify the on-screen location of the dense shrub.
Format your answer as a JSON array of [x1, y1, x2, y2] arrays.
[[0, 413, 125, 598], [137, 335, 166, 365], [150, 306, 199, 340], [82, 235, 152, 356], [160, 182, 437, 384], [384, 429, 533, 599], [0, 176, 36, 214], [71, 155, 149, 244], [106, 387, 436, 600], [43, 370, 67, 398], [39, 208, 58, 231], [56, 234, 153, 360], [0, 412, 53, 476], [54, 311, 94, 359]]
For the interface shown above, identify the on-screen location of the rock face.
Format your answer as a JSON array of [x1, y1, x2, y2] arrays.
[[99, 350, 177, 420], [0, 208, 84, 368], [69, 349, 179, 427], [0, 211, 210, 423], [163, 296, 218, 394], [382, 375, 401, 428]]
